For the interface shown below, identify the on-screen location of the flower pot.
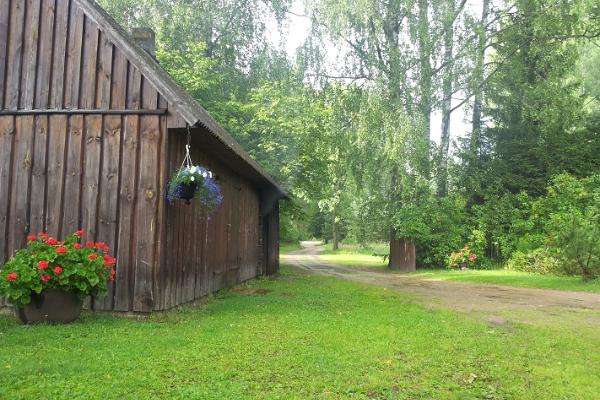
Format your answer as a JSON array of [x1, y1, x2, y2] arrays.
[[14, 289, 83, 325], [168, 182, 198, 205], [459, 262, 468, 271]]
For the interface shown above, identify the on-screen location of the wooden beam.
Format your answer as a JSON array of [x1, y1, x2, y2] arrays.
[[0, 109, 168, 115]]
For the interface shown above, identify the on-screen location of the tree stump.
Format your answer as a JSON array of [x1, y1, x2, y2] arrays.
[[389, 238, 416, 272]]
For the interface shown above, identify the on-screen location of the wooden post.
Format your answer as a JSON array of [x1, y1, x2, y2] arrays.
[[389, 238, 416, 272]]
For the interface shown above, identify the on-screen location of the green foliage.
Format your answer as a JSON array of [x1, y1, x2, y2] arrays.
[[394, 194, 469, 268], [502, 174, 600, 279], [471, 192, 534, 259], [506, 249, 562, 276], [0, 233, 115, 306], [534, 174, 600, 279], [447, 245, 478, 269]]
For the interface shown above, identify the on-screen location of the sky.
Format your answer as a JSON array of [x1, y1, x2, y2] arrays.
[[265, 1, 484, 146]]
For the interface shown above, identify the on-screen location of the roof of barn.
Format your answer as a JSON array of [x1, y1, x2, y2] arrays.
[[77, 0, 287, 198]]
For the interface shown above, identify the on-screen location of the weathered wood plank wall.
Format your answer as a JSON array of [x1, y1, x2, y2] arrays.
[[160, 130, 261, 310], [0, 0, 166, 311], [0, 0, 278, 311]]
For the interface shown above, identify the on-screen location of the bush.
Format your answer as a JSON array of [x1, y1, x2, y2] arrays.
[[394, 195, 470, 268], [507, 174, 600, 279], [506, 249, 562, 275]]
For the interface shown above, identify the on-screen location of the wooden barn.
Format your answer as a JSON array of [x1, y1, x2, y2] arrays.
[[0, 0, 285, 312]]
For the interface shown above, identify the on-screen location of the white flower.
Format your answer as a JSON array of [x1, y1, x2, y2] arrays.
[[189, 166, 197, 174], [202, 171, 208, 178], [190, 176, 195, 182]]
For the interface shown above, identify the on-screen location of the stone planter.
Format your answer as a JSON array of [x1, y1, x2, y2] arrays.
[[14, 289, 83, 325]]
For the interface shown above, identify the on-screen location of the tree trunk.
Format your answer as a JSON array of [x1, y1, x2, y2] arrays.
[[332, 213, 339, 251], [470, 0, 489, 159], [437, 0, 455, 198], [389, 238, 416, 271], [417, 0, 433, 178]]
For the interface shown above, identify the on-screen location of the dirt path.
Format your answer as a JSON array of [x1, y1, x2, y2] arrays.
[[284, 242, 600, 328]]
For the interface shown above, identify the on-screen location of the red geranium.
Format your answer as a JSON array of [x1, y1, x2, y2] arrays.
[[0, 230, 116, 307], [104, 258, 117, 267], [38, 260, 49, 270]]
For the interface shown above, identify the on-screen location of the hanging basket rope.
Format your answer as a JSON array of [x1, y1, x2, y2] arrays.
[[175, 125, 194, 180], [166, 125, 223, 210]]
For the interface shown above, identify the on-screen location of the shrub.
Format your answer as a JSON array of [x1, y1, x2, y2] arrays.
[[447, 245, 478, 269], [506, 249, 562, 275], [0, 231, 116, 306], [536, 174, 600, 279], [395, 195, 469, 268]]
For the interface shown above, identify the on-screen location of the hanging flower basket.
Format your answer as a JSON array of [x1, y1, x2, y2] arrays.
[[167, 164, 223, 210], [166, 141, 223, 211], [168, 180, 198, 204]]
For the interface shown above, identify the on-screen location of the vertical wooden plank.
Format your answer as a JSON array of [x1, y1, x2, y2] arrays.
[[152, 114, 168, 310], [81, 115, 101, 239], [58, 0, 80, 108], [29, 115, 48, 234], [163, 129, 180, 309], [61, 114, 83, 236], [184, 192, 196, 303], [193, 195, 207, 299], [114, 63, 140, 312], [93, 37, 116, 310], [4, 0, 26, 109], [96, 32, 112, 109], [34, 0, 56, 109], [20, 0, 41, 109], [0, 0, 12, 109], [174, 188, 183, 306], [45, 115, 67, 237], [95, 115, 121, 310], [226, 183, 241, 286], [114, 115, 138, 311], [64, 2, 85, 108], [0, 116, 15, 263], [8, 116, 34, 255], [132, 78, 159, 312], [79, 16, 98, 109]]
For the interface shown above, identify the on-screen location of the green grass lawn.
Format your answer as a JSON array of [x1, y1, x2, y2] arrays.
[[316, 245, 600, 294], [319, 242, 389, 269], [280, 242, 305, 255], [410, 269, 600, 293], [319, 253, 388, 269], [2, 265, 600, 399]]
